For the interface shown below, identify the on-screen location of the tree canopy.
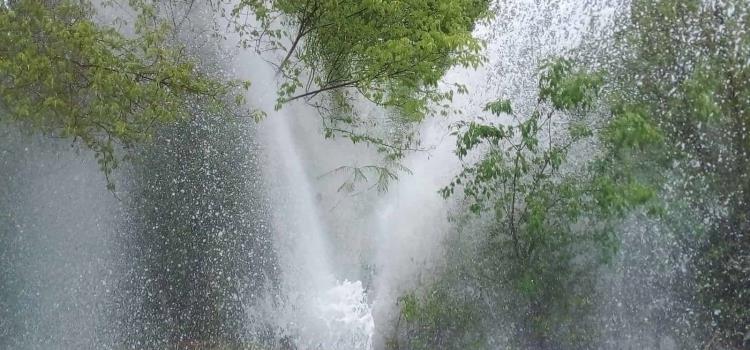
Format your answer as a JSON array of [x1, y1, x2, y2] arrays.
[[235, 0, 490, 117], [0, 0, 246, 185], [221, 0, 492, 188], [0, 0, 492, 188]]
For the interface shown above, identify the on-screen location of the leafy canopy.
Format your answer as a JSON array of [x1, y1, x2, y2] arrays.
[[0, 0, 247, 186], [225, 0, 491, 192], [235, 0, 490, 119]]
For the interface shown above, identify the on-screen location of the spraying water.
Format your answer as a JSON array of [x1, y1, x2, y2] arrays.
[[219, 2, 375, 345], [2, 0, 733, 349], [257, 107, 375, 349], [0, 130, 125, 349]]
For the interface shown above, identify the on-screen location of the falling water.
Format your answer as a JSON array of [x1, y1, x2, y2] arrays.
[[0, 130, 125, 349], [219, 0, 375, 345], [0, 0, 728, 349], [256, 108, 374, 349]]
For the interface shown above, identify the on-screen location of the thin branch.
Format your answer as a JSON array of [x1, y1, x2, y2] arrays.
[[282, 79, 361, 102]]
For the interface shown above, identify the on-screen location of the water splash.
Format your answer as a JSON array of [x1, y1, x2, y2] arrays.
[[256, 107, 374, 349], [313, 280, 374, 349], [215, 1, 375, 344]]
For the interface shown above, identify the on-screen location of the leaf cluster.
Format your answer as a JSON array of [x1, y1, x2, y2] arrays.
[[0, 0, 245, 187], [391, 289, 485, 350], [234, 0, 490, 117], [436, 59, 656, 346]]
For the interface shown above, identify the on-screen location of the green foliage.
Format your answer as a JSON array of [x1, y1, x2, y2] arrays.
[[229, 0, 490, 180], [483, 98, 513, 116], [539, 59, 603, 110], [234, 0, 490, 116], [427, 59, 656, 347], [391, 288, 485, 350], [604, 0, 750, 346], [0, 0, 246, 187], [604, 105, 662, 152]]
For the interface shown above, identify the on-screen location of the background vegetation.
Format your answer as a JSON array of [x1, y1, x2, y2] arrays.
[[392, 1, 750, 349]]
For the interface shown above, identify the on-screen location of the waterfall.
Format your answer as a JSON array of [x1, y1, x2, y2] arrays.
[[1, 0, 723, 349], [257, 108, 374, 350], [220, 3, 374, 346]]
